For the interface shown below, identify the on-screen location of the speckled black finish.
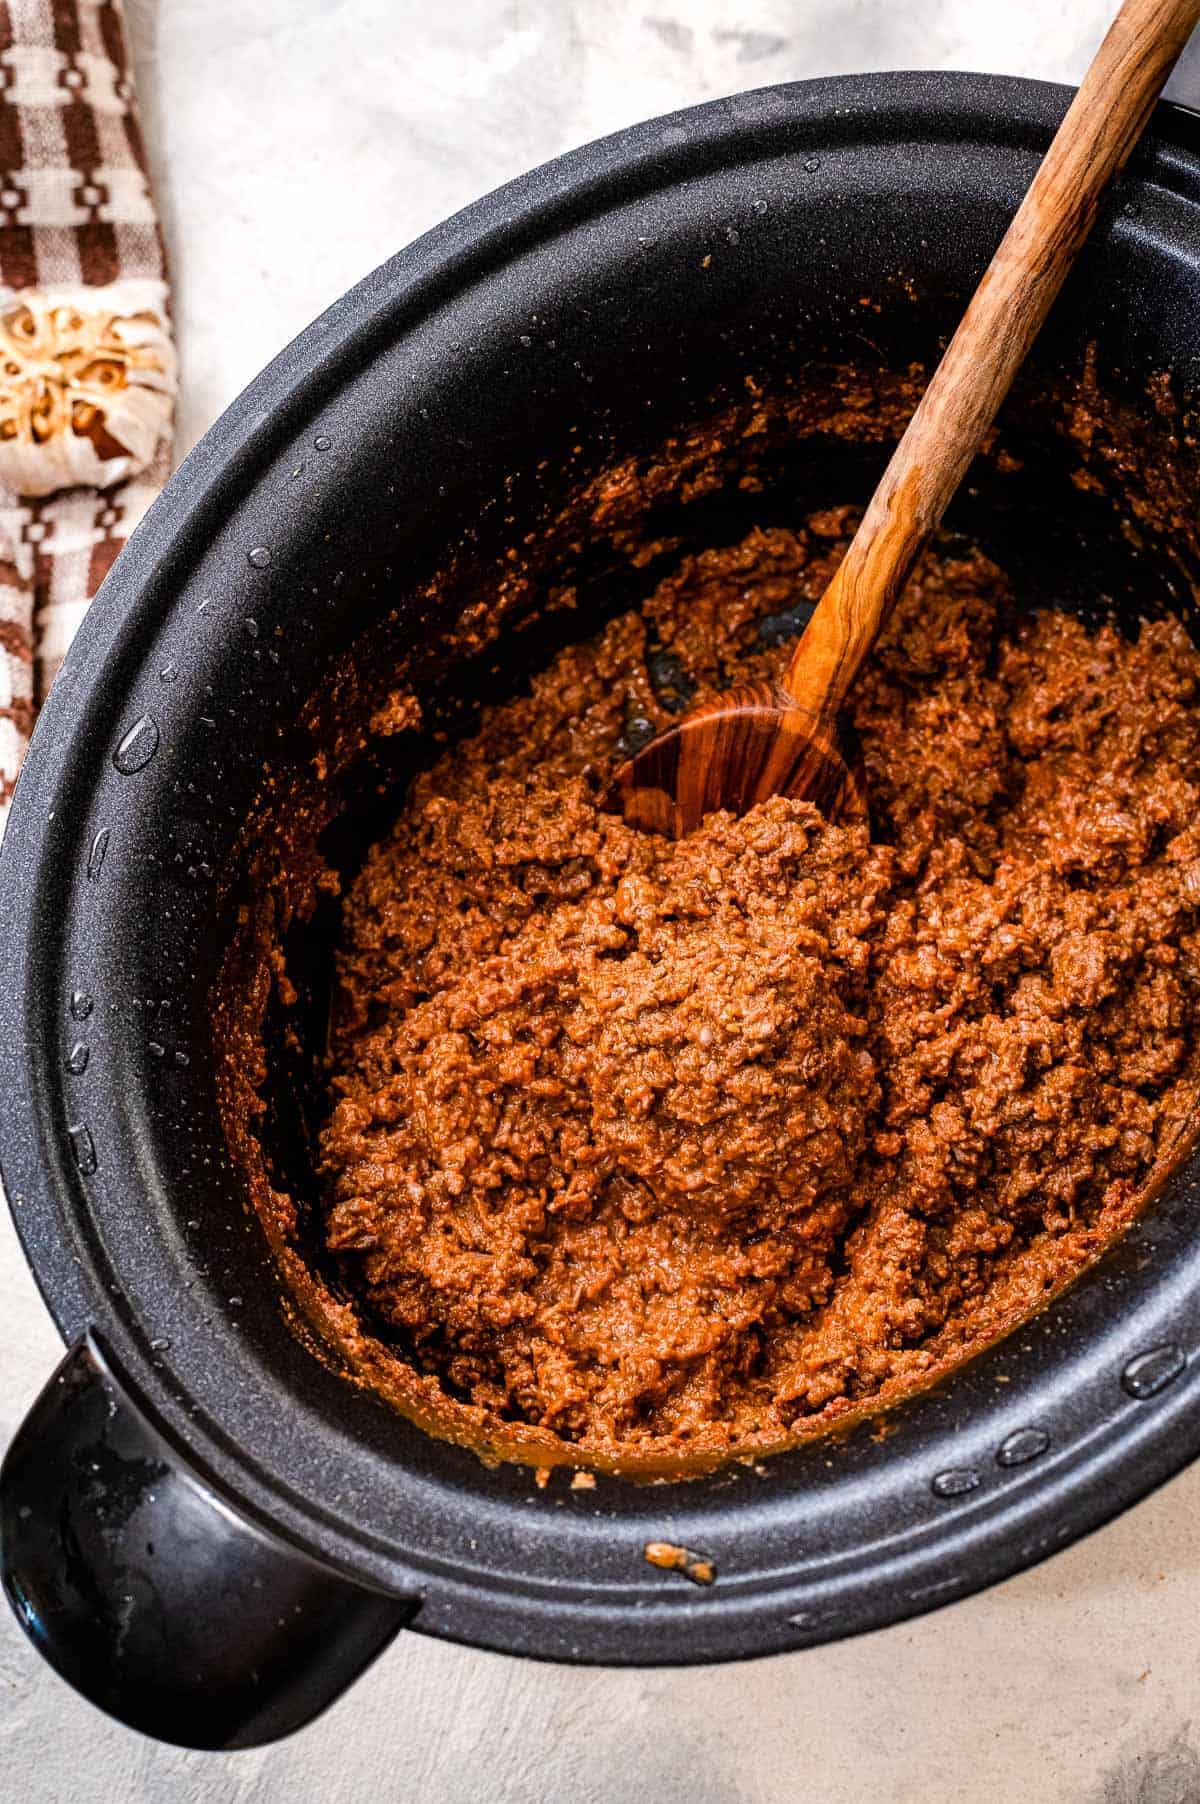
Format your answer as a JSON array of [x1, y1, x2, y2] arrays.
[[4, 72, 1200, 1742]]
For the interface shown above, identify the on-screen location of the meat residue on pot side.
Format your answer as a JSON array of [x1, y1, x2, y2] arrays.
[[315, 507, 1200, 1466]]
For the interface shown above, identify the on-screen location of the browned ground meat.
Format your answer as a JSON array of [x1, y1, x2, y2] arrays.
[[319, 509, 1200, 1462]]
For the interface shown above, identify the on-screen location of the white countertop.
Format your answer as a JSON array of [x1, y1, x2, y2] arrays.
[[5, 2, 1200, 1798]]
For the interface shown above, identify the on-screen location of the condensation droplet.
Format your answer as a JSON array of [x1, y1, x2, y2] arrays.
[[996, 1427, 1050, 1468], [68, 1122, 97, 1175], [87, 828, 109, 880], [247, 546, 271, 570], [314, 434, 331, 451], [159, 663, 178, 684], [804, 157, 822, 173], [149, 1337, 171, 1351], [148, 1041, 165, 1059], [1122, 1342, 1186, 1399], [70, 990, 93, 1020], [113, 714, 160, 775], [932, 1467, 980, 1499], [65, 1042, 89, 1075], [751, 198, 768, 215]]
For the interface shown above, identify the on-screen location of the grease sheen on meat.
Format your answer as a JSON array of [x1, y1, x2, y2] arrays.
[[320, 511, 1200, 1461]]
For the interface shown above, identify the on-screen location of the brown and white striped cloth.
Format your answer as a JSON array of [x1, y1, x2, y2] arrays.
[[0, 0, 175, 828]]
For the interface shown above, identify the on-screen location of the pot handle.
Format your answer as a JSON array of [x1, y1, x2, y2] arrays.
[[0, 1333, 418, 1748]]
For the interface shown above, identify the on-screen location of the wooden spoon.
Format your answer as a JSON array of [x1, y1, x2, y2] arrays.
[[613, 0, 1200, 837]]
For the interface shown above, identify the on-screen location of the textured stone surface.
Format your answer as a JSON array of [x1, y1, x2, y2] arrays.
[[6, 2, 1200, 1798]]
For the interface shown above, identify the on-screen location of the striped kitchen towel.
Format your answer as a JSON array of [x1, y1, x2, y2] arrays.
[[0, 0, 175, 827]]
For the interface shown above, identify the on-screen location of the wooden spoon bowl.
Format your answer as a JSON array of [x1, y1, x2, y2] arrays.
[[611, 682, 865, 837]]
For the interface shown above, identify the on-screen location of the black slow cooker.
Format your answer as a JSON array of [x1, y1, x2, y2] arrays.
[[4, 72, 1200, 1750]]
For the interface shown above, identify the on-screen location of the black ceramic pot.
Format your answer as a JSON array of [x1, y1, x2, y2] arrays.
[[4, 70, 1200, 1751]]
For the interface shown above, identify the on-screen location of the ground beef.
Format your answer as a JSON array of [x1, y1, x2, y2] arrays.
[[318, 510, 1200, 1462]]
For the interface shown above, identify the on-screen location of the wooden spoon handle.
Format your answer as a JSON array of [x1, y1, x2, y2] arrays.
[[782, 0, 1200, 722]]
